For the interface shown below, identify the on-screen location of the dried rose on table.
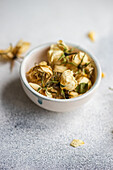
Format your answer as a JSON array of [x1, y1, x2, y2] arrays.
[[0, 40, 30, 70]]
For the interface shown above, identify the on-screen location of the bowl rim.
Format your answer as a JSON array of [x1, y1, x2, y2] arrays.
[[20, 42, 101, 102]]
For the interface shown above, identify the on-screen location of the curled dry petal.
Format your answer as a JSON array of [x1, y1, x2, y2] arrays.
[[54, 65, 68, 73], [48, 47, 63, 64], [29, 82, 41, 91], [77, 77, 92, 89], [85, 65, 94, 73], [57, 40, 69, 51], [39, 65, 53, 75], [69, 91, 79, 98], [60, 70, 77, 91], [39, 61, 47, 66], [48, 87, 57, 93], [72, 52, 89, 66], [45, 89, 52, 98]]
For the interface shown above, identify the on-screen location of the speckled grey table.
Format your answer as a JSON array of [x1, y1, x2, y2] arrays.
[[0, 0, 113, 169]]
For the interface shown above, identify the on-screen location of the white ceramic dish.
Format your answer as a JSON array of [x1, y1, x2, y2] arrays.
[[20, 42, 101, 112]]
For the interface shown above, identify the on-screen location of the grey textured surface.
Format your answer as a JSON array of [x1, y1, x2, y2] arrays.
[[0, 0, 113, 169]]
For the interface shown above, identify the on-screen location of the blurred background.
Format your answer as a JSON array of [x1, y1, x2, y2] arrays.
[[0, 0, 113, 74], [0, 0, 112, 45], [0, 0, 113, 169]]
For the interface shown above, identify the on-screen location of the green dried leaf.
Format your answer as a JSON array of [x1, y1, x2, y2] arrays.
[[64, 52, 78, 56], [60, 84, 66, 87], [80, 53, 86, 64], [72, 54, 77, 60], [46, 80, 59, 87], [83, 62, 91, 67], [68, 48, 76, 52], [64, 46, 68, 52], [63, 57, 66, 62], [49, 80, 59, 84], [41, 72, 45, 87], [67, 62, 77, 66], [58, 54, 65, 61], [61, 89, 65, 98], [37, 87, 41, 92], [76, 83, 88, 94], [78, 54, 90, 70]]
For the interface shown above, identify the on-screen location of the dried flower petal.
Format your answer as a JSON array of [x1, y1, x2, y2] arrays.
[[54, 65, 68, 73], [0, 45, 13, 60], [13, 40, 30, 56], [29, 82, 41, 91], [57, 40, 69, 51], [39, 61, 47, 66], [0, 40, 30, 70], [48, 47, 63, 64], [45, 89, 52, 98], [88, 31, 95, 42], [60, 70, 77, 90], [39, 65, 53, 75], [102, 72, 105, 78], [70, 139, 84, 147], [69, 91, 79, 98]]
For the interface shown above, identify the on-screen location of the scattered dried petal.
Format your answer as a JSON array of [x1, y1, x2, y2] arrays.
[[88, 31, 95, 42], [0, 40, 30, 70], [102, 72, 105, 78], [70, 139, 84, 147]]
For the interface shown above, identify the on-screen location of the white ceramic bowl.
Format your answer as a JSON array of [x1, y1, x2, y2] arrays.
[[20, 42, 101, 112]]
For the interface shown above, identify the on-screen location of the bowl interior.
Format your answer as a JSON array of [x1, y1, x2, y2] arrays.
[[24, 44, 97, 85], [20, 43, 101, 102], [24, 46, 50, 73]]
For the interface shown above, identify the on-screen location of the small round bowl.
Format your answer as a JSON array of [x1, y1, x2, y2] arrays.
[[20, 42, 101, 112]]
